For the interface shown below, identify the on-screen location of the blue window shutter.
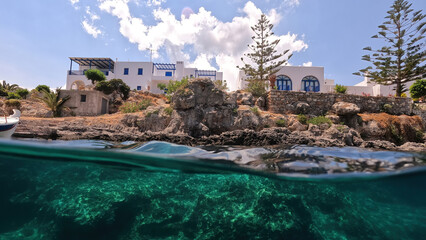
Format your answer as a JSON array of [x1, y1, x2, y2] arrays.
[[124, 68, 129, 75], [138, 68, 143, 75], [137, 86, 141, 90], [165, 71, 172, 77]]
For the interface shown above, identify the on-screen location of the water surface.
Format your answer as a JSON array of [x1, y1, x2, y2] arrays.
[[0, 139, 425, 239]]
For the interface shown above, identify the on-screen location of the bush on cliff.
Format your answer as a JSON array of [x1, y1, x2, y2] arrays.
[[246, 80, 268, 98], [95, 79, 130, 101], [334, 84, 347, 94], [307, 116, 332, 127], [4, 99, 21, 114], [15, 88, 29, 99], [409, 79, 425, 100], [157, 77, 189, 102], [119, 99, 151, 113], [7, 92, 21, 100]]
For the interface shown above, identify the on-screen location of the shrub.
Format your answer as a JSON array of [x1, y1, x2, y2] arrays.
[[382, 104, 393, 114], [36, 89, 71, 117], [7, 92, 21, 99], [85, 69, 106, 84], [389, 124, 404, 145], [409, 79, 426, 99], [95, 79, 130, 100], [307, 116, 332, 126], [16, 88, 29, 99], [250, 106, 260, 116], [400, 92, 407, 98], [119, 102, 139, 113], [164, 107, 173, 116], [4, 99, 21, 109], [35, 85, 51, 93], [146, 109, 160, 117], [119, 100, 151, 113], [414, 128, 424, 143], [297, 114, 308, 124], [275, 119, 286, 127], [139, 99, 151, 110], [246, 80, 268, 98], [334, 84, 347, 94], [214, 80, 228, 91], [157, 83, 167, 91]]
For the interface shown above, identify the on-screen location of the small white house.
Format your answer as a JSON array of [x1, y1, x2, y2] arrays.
[[238, 66, 334, 93], [238, 65, 416, 97], [66, 57, 223, 94]]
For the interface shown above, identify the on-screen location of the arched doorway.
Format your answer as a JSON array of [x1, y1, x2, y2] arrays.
[[276, 75, 292, 91], [302, 76, 320, 92], [71, 80, 86, 90]]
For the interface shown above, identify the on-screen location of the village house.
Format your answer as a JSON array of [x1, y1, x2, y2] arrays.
[[66, 57, 224, 94]]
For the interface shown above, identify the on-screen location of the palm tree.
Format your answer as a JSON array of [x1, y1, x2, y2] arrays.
[[37, 89, 71, 117], [1, 80, 19, 92]]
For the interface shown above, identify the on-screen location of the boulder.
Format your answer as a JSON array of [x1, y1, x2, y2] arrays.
[[255, 97, 266, 109], [332, 102, 360, 116], [294, 102, 309, 114]]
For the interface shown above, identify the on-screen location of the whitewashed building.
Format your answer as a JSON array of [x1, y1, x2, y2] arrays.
[[238, 65, 416, 97], [238, 66, 334, 93], [66, 57, 223, 94]]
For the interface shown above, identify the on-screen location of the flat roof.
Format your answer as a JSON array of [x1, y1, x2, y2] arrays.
[[70, 57, 115, 69], [154, 63, 176, 70]]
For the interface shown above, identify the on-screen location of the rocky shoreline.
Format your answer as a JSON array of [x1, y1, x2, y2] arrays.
[[11, 78, 426, 152]]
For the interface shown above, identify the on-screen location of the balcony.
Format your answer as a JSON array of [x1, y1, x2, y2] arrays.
[[68, 70, 110, 76]]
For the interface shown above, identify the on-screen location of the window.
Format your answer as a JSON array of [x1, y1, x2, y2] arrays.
[[302, 76, 320, 92], [276, 75, 292, 91], [190, 74, 194, 78], [124, 68, 129, 75], [138, 68, 143, 75], [137, 86, 142, 90], [165, 71, 172, 77], [80, 95, 86, 102]]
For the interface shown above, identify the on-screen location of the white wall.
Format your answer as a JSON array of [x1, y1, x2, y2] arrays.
[[114, 62, 153, 90]]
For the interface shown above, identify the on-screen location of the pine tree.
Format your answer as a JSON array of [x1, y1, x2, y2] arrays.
[[355, 0, 425, 96], [238, 14, 292, 95]]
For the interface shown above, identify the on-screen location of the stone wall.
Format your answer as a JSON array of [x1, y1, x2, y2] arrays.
[[268, 90, 412, 116]]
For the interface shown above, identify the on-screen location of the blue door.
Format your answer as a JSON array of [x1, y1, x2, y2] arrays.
[[302, 76, 320, 92], [276, 75, 292, 91]]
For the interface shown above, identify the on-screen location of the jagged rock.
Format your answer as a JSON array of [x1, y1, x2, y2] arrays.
[[255, 97, 266, 109], [397, 142, 426, 152], [360, 140, 397, 150], [233, 109, 261, 130], [294, 102, 309, 114], [332, 102, 360, 116], [236, 91, 254, 106], [172, 89, 195, 110], [325, 114, 341, 124]]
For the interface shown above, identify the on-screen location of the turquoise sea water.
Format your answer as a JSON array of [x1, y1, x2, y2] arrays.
[[0, 139, 425, 240]]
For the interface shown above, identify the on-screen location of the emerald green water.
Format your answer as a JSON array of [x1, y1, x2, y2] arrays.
[[0, 139, 425, 239]]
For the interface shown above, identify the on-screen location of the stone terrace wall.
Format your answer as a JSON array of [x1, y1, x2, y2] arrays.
[[268, 90, 412, 116]]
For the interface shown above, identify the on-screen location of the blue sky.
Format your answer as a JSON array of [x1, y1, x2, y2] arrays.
[[0, 0, 425, 90]]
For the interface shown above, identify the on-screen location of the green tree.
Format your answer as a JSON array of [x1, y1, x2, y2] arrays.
[[409, 79, 426, 99], [237, 14, 292, 96], [85, 69, 106, 84], [36, 89, 71, 117], [334, 84, 348, 94], [95, 79, 130, 100], [355, 0, 425, 96], [214, 80, 228, 91], [15, 88, 29, 99], [35, 85, 51, 93]]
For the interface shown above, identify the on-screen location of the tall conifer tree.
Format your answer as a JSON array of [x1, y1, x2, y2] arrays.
[[355, 0, 425, 96], [238, 14, 292, 95]]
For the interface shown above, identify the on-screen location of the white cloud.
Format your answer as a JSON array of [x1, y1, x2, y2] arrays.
[[284, 0, 300, 7], [82, 20, 102, 38], [146, 0, 166, 7], [70, 0, 80, 9], [95, 0, 307, 90], [302, 61, 312, 67], [86, 6, 100, 21]]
